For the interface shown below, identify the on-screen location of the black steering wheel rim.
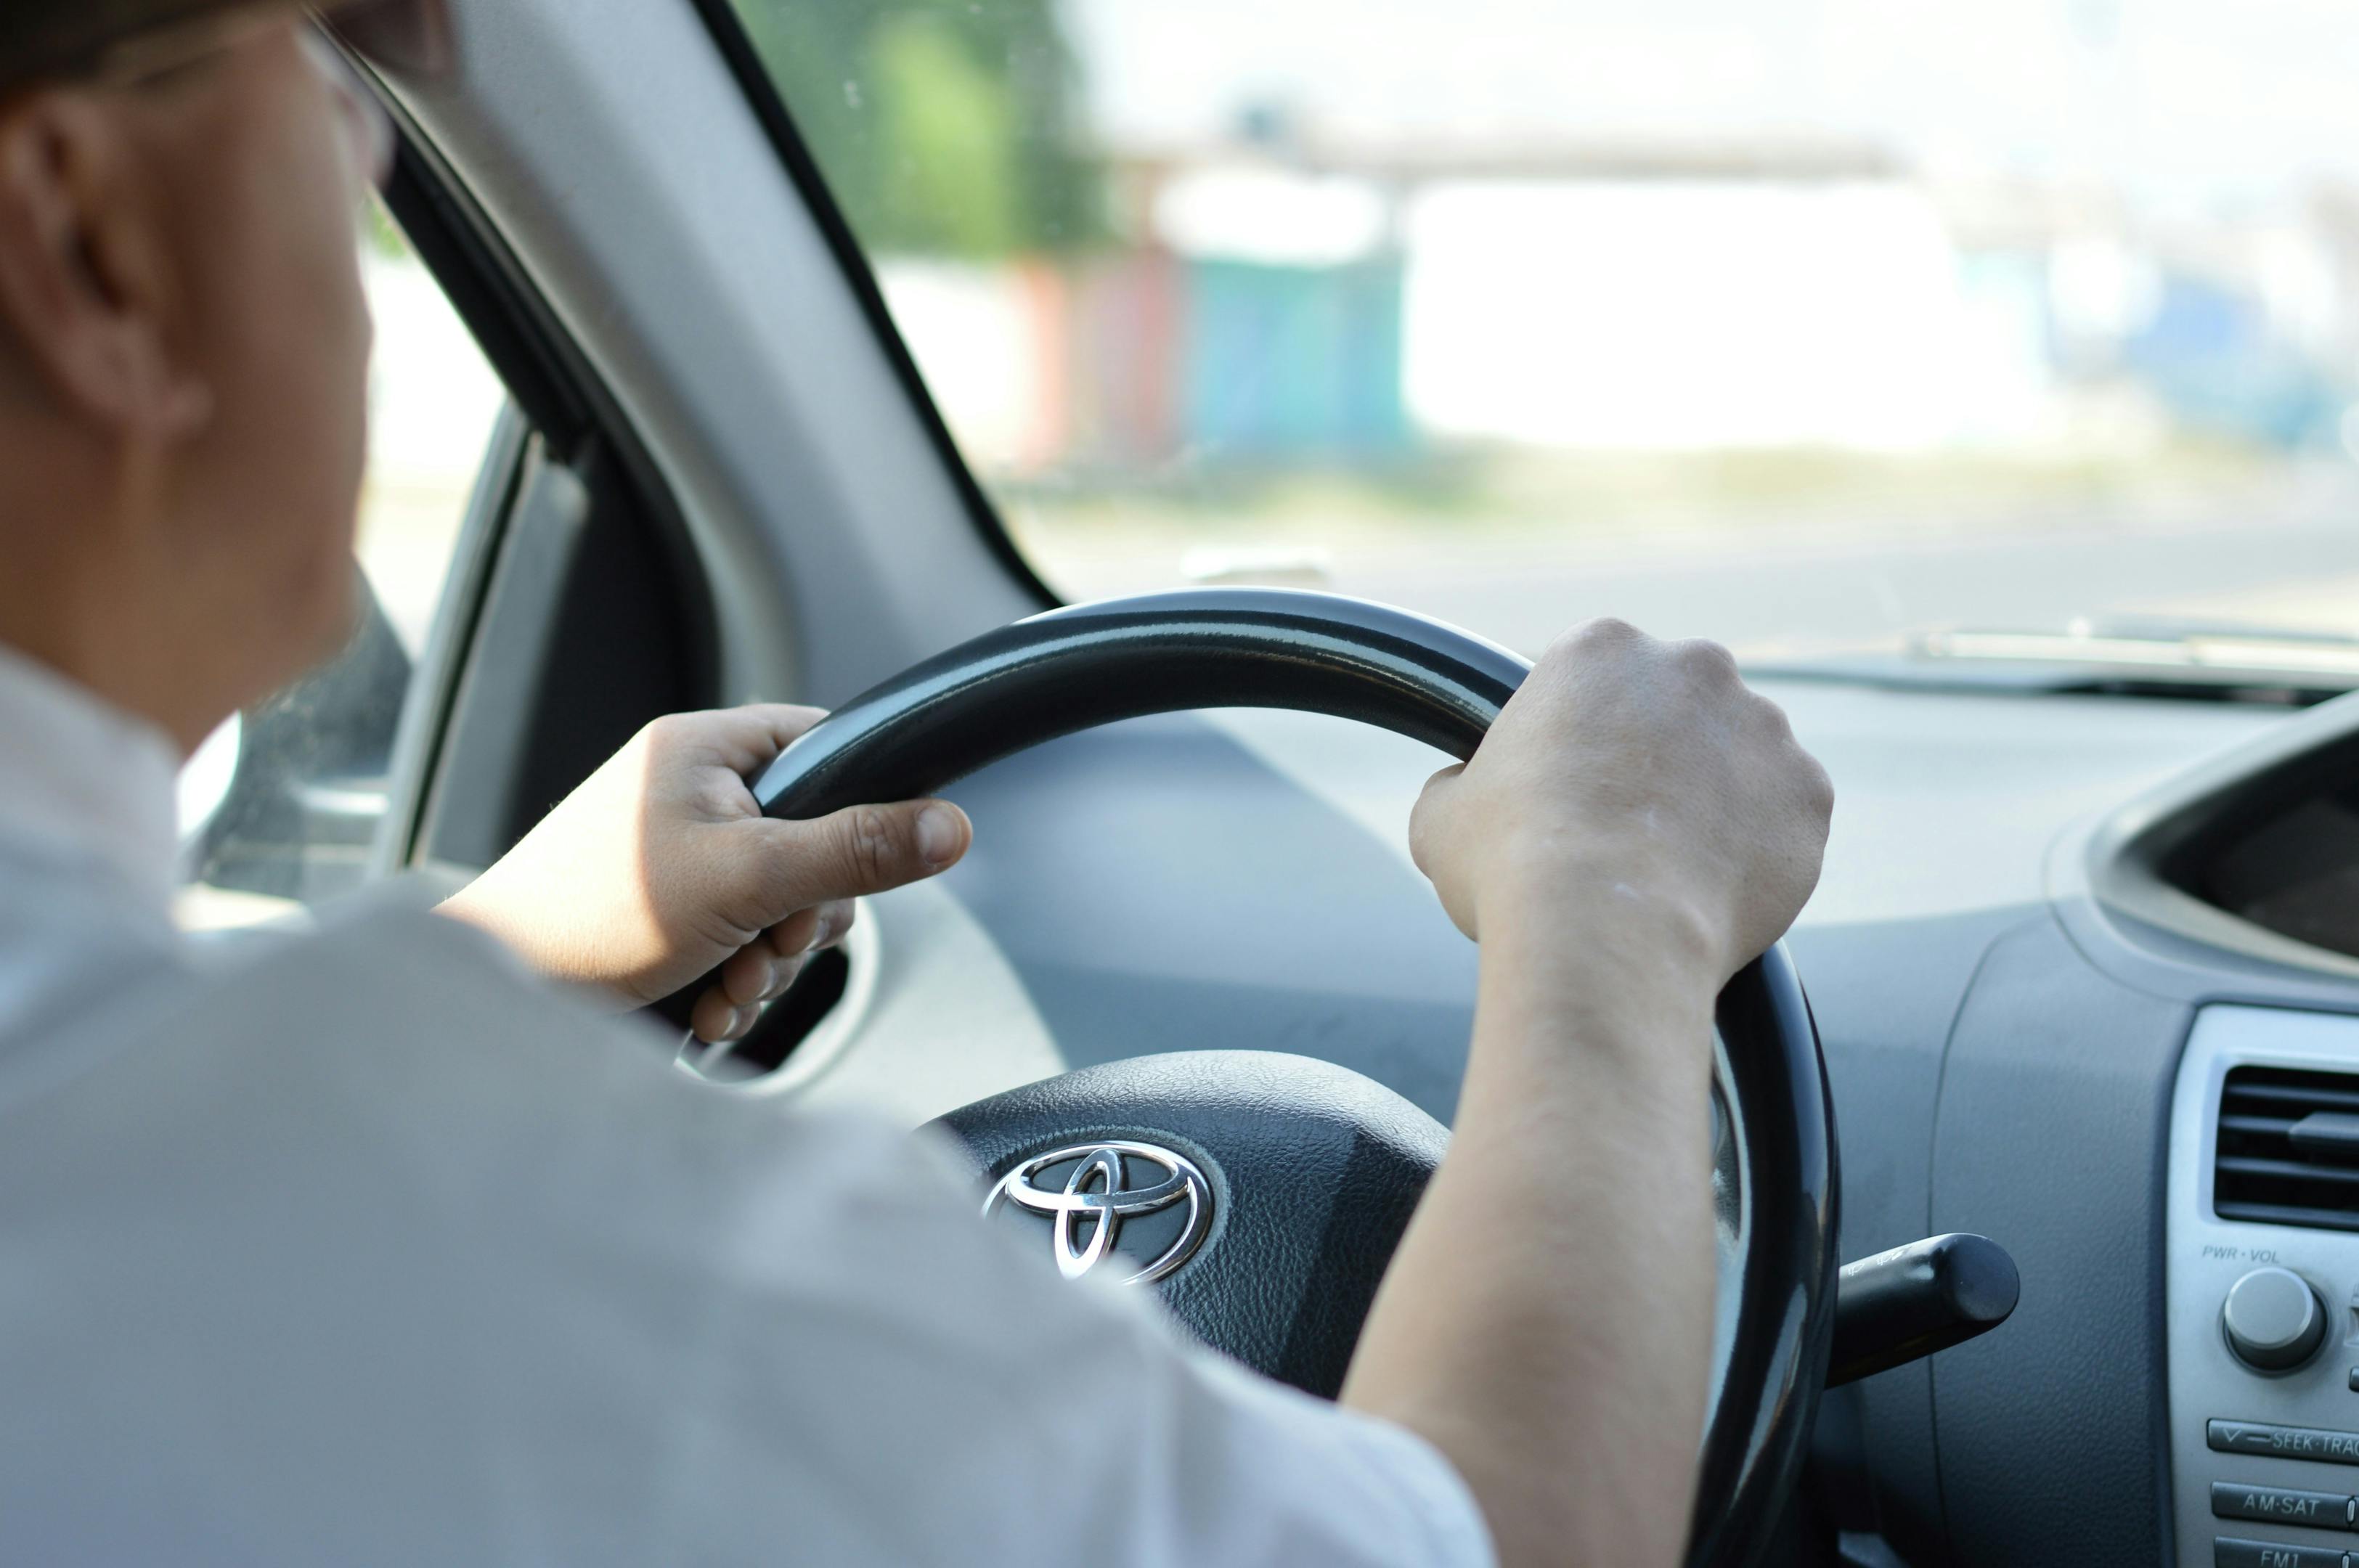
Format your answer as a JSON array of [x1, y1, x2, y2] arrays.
[[757, 589, 1838, 1568], [750, 588, 1531, 818]]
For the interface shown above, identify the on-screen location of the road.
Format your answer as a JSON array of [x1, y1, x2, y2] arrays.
[[1038, 467, 2359, 658]]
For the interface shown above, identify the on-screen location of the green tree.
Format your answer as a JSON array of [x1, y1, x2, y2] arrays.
[[733, 0, 1102, 259]]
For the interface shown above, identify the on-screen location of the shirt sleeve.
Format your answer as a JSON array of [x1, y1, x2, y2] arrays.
[[674, 1113, 1502, 1568], [0, 902, 1495, 1568]]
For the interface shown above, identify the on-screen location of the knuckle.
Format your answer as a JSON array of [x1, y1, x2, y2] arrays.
[[1806, 759, 1837, 814], [690, 987, 737, 1043], [845, 805, 898, 886], [767, 703, 828, 733], [1406, 807, 1436, 871], [749, 838, 802, 914], [640, 712, 693, 753], [695, 772, 748, 818], [1560, 616, 1641, 653], [1408, 769, 1460, 852], [1676, 637, 1741, 682], [1540, 617, 1647, 677]]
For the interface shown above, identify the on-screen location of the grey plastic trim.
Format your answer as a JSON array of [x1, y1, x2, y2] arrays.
[[711, 905, 882, 1101], [2079, 689, 2359, 983], [375, 404, 529, 879], [416, 442, 592, 870], [382, 0, 1043, 711], [793, 879, 1066, 1127], [2167, 1005, 2359, 1567]]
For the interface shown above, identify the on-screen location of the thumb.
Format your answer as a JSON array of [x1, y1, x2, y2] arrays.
[[1407, 764, 1480, 942], [753, 799, 973, 911], [1406, 763, 1464, 883]]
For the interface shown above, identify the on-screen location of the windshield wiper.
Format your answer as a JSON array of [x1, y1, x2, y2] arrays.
[[1753, 618, 2359, 707]]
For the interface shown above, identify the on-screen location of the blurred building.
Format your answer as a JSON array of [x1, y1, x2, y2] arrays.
[[877, 131, 2359, 481]]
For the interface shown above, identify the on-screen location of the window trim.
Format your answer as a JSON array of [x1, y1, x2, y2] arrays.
[[365, 78, 720, 873], [383, 135, 590, 456], [683, 0, 1059, 613], [367, 401, 527, 886]]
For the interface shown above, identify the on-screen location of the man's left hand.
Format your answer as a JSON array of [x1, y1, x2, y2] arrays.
[[439, 706, 971, 1044]]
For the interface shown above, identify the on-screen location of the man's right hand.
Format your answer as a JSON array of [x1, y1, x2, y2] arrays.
[[1409, 617, 1833, 986]]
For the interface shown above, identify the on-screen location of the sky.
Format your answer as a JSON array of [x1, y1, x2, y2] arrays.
[[1065, 0, 2359, 222]]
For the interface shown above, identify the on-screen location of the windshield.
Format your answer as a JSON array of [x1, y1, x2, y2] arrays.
[[726, 0, 2359, 669]]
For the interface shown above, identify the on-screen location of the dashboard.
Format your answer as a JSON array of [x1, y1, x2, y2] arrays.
[[783, 671, 2359, 1566]]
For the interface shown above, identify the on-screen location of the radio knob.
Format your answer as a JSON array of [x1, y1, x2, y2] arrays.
[[2222, 1267, 2329, 1373]]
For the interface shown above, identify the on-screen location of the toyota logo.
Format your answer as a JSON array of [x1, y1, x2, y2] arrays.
[[982, 1141, 1213, 1284]]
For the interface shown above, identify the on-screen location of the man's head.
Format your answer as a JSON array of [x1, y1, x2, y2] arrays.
[[0, 3, 424, 754]]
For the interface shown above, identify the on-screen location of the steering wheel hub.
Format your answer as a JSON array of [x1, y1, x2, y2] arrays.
[[983, 1140, 1215, 1283]]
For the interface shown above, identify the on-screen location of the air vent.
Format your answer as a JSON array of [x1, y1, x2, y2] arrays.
[[2217, 1065, 2359, 1230]]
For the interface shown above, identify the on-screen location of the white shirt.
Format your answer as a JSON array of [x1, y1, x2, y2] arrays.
[[0, 645, 1493, 1568]]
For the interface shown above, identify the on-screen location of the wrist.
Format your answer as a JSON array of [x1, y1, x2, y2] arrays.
[[436, 883, 640, 1012], [1476, 849, 1727, 984], [1462, 856, 1722, 1081]]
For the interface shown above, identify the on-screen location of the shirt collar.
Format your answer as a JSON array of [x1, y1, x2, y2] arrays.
[[0, 642, 183, 926]]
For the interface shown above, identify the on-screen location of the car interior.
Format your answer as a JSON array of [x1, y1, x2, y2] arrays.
[[178, 1, 2359, 1563]]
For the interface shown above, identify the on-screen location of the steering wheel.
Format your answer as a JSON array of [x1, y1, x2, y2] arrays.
[[749, 588, 1839, 1568]]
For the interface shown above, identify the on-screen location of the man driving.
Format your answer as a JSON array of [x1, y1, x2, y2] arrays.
[[0, 2, 1834, 1564]]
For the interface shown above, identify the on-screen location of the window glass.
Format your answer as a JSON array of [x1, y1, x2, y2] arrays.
[[176, 202, 510, 930], [732, 0, 2359, 675]]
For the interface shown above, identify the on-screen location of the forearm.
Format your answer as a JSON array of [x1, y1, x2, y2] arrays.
[[1342, 890, 1720, 1568]]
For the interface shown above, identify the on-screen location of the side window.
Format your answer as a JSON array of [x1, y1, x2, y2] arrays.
[[176, 200, 511, 930]]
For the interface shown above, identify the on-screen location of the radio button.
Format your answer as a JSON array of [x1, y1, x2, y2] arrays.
[[2214, 1537, 2347, 1567], [2214, 1482, 2355, 1530], [2214, 1422, 2359, 1466], [2225, 1270, 2330, 1373]]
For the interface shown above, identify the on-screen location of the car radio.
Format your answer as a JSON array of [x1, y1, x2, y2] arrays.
[[2172, 1008, 2359, 1568]]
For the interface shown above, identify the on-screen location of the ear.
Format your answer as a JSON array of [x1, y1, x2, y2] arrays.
[[0, 92, 212, 439]]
